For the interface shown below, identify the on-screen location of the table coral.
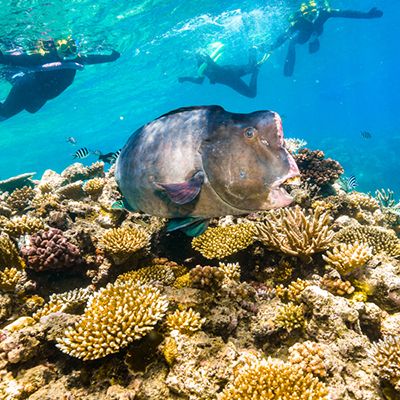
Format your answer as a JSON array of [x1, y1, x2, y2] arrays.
[[322, 241, 373, 276], [56, 280, 168, 360], [99, 226, 150, 264], [191, 223, 256, 259], [219, 354, 329, 400], [21, 228, 82, 272], [294, 148, 344, 187], [256, 205, 334, 263], [335, 225, 400, 258]]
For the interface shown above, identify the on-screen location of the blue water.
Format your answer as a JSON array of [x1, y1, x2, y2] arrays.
[[0, 0, 397, 196]]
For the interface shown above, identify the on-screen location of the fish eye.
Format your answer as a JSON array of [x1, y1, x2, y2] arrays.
[[244, 127, 256, 139]]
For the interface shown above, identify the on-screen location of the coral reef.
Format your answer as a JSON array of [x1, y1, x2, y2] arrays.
[[0, 234, 23, 267], [83, 177, 105, 198], [0, 172, 35, 193], [6, 186, 35, 212], [294, 148, 344, 188], [219, 353, 329, 400], [21, 228, 82, 271], [256, 205, 334, 262], [189, 265, 225, 290], [192, 223, 256, 259], [274, 302, 306, 332], [1, 215, 45, 237], [56, 280, 168, 360], [288, 341, 327, 377], [165, 308, 205, 335]]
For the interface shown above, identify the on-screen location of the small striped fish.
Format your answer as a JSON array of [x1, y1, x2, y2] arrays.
[[339, 175, 358, 192], [73, 147, 90, 159], [98, 149, 121, 164]]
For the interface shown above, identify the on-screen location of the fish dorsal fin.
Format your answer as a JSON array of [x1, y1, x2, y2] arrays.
[[155, 171, 204, 205], [156, 105, 225, 120]]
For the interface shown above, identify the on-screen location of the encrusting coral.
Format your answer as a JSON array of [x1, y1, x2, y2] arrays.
[[191, 223, 256, 259], [371, 335, 400, 390], [56, 280, 168, 360], [294, 148, 343, 188], [99, 226, 150, 264], [322, 241, 373, 276], [165, 308, 205, 335], [21, 228, 82, 272], [256, 206, 334, 262], [219, 353, 329, 400], [335, 225, 400, 258], [288, 341, 327, 378]]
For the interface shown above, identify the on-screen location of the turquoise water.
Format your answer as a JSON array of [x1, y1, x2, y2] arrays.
[[0, 0, 397, 195]]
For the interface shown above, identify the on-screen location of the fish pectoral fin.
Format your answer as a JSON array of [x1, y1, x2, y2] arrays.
[[155, 171, 204, 205], [167, 217, 209, 237]]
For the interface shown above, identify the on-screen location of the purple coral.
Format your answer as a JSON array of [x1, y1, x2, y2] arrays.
[[21, 228, 82, 272]]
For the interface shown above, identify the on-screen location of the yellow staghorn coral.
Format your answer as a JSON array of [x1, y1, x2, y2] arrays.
[[219, 354, 329, 400], [335, 225, 400, 258], [2, 215, 45, 237], [288, 341, 327, 378], [219, 262, 241, 284], [276, 279, 311, 303], [347, 192, 379, 211], [256, 206, 334, 263], [0, 234, 24, 268], [322, 241, 372, 276], [371, 335, 400, 390], [99, 226, 150, 264], [0, 267, 27, 292], [115, 258, 187, 286], [56, 280, 168, 360], [274, 302, 306, 332], [165, 308, 205, 335], [191, 223, 256, 259], [83, 178, 105, 198], [31, 193, 60, 214]]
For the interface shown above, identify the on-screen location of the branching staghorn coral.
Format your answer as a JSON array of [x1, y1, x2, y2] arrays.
[[335, 225, 400, 258], [33, 287, 92, 321], [276, 279, 311, 303], [0, 234, 23, 268], [371, 335, 400, 390], [191, 223, 256, 259], [6, 186, 35, 212], [219, 353, 329, 400], [288, 341, 327, 378], [0, 267, 28, 292], [166, 308, 205, 335], [256, 206, 334, 263], [274, 302, 306, 332], [116, 259, 187, 286], [99, 226, 150, 264], [31, 193, 60, 215], [322, 241, 373, 276], [375, 188, 396, 208], [2, 215, 45, 237], [219, 262, 241, 285], [56, 280, 168, 360]]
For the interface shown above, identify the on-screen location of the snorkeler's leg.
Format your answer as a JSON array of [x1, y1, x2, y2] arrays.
[[228, 70, 258, 98], [284, 39, 296, 77], [0, 84, 26, 120], [308, 36, 320, 54], [178, 76, 205, 84]]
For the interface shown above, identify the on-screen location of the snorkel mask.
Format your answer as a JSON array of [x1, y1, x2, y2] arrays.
[[56, 36, 78, 59], [300, 1, 320, 22]]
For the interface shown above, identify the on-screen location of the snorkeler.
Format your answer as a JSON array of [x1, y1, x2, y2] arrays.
[[0, 37, 120, 120], [178, 46, 259, 98], [261, 0, 383, 76]]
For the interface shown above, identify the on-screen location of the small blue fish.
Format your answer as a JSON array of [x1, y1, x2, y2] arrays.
[[339, 175, 358, 193], [361, 131, 372, 139], [66, 136, 77, 145], [73, 147, 90, 159]]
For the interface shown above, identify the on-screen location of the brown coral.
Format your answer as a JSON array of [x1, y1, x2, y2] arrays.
[[256, 206, 334, 262], [191, 223, 256, 259], [98, 226, 150, 264], [56, 280, 168, 360], [335, 225, 400, 258], [0, 234, 23, 268], [288, 341, 327, 378], [0, 267, 28, 292], [321, 275, 355, 296], [322, 241, 372, 276], [165, 308, 205, 335], [6, 186, 35, 212], [189, 265, 225, 290], [21, 228, 82, 272], [294, 148, 343, 187], [219, 354, 329, 400]]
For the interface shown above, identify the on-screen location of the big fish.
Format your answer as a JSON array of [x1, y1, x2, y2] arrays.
[[115, 105, 300, 235]]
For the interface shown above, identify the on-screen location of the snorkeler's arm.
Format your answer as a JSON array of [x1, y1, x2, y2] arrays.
[[263, 26, 295, 53], [0, 51, 51, 67], [178, 76, 205, 84], [327, 7, 383, 19], [78, 50, 120, 65]]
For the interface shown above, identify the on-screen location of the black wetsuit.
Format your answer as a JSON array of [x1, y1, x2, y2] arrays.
[[179, 51, 259, 98], [267, 6, 383, 76], [0, 49, 120, 120]]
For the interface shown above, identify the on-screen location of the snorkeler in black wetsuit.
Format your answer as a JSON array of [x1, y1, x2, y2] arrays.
[[262, 1, 383, 77], [178, 48, 259, 98], [0, 37, 120, 120]]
